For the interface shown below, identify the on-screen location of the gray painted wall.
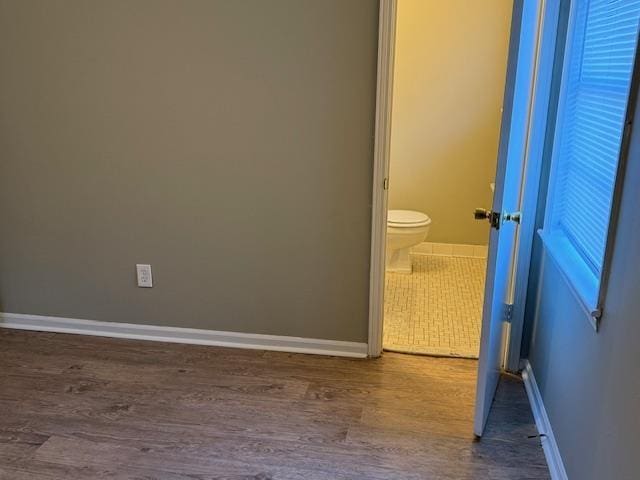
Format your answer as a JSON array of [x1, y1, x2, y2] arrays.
[[524, 18, 640, 480], [0, 0, 379, 342]]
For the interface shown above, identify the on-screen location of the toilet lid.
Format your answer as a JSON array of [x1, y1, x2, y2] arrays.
[[388, 209, 431, 227]]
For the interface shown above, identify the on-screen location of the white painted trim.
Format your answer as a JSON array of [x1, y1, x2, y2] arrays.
[[507, 0, 563, 371], [368, 0, 397, 358], [521, 360, 568, 480], [0, 312, 368, 358]]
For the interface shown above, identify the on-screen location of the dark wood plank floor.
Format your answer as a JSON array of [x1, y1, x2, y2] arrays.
[[0, 329, 549, 479]]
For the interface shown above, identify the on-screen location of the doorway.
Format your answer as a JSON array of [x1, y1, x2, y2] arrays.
[[369, 0, 557, 436], [380, 0, 513, 359]]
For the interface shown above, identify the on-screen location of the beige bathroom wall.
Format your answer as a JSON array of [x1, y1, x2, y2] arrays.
[[389, 0, 512, 245], [0, 0, 378, 342]]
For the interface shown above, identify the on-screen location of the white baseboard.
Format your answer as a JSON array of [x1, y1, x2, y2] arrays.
[[0, 312, 368, 358], [411, 242, 488, 259], [521, 360, 568, 480]]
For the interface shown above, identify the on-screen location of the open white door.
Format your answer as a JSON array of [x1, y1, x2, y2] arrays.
[[473, 0, 546, 437]]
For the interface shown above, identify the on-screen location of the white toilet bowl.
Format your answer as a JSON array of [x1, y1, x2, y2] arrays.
[[386, 210, 432, 273]]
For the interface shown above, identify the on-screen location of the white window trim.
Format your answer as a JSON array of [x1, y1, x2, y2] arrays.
[[541, 0, 640, 331], [538, 229, 600, 327]]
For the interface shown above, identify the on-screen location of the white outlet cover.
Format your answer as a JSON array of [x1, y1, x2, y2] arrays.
[[136, 264, 153, 288]]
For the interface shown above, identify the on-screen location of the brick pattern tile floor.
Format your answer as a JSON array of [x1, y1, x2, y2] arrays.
[[383, 254, 487, 358]]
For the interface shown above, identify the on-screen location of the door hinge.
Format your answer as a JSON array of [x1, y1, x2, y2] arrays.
[[383, 177, 389, 190], [504, 303, 514, 323]]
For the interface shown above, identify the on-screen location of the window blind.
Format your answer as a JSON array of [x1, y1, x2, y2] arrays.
[[546, 0, 640, 292]]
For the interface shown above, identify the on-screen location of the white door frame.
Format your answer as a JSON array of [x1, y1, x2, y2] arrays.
[[367, 0, 396, 357], [504, 0, 562, 371], [368, 0, 555, 361]]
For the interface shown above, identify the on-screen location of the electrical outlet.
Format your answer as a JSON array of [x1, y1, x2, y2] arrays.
[[136, 264, 153, 288]]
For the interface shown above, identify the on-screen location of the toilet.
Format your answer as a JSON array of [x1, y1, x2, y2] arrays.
[[386, 209, 432, 273]]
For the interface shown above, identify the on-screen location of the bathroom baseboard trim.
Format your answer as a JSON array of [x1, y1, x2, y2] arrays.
[[521, 360, 568, 480], [0, 312, 368, 358], [412, 242, 488, 259]]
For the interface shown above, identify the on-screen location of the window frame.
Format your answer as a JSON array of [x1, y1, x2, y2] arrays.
[[541, 0, 640, 330]]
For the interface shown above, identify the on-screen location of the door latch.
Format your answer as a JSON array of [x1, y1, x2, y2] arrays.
[[503, 211, 521, 224], [474, 208, 501, 230]]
